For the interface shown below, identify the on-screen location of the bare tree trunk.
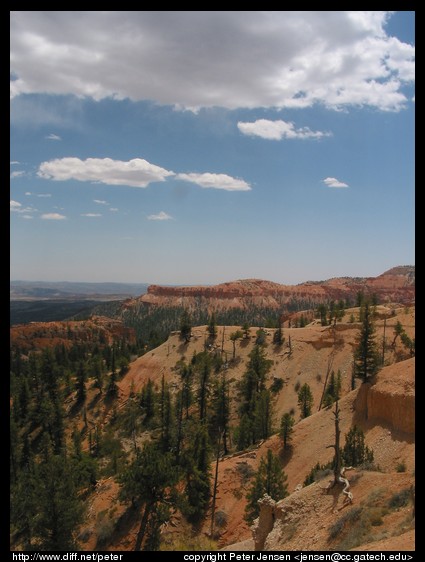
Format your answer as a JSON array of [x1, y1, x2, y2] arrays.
[[210, 432, 222, 537], [318, 351, 335, 410], [134, 502, 154, 551]]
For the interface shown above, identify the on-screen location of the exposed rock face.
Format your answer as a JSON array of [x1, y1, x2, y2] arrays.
[[10, 316, 136, 351], [252, 495, 277, 551], [367, 358, 415, 434], [130, 266, 415, 314]]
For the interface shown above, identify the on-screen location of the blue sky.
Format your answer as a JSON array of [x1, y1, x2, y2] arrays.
[[10, 11, 415, 285]]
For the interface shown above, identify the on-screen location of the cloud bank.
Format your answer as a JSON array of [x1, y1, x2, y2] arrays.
[[38, 157, 174, 188], [10, 11, 414, 111]]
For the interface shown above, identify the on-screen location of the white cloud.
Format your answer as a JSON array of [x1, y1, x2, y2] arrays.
[[109, 208, 119, 212], [25, 191, 31, 195], [10, 12, 414, 112], [81, 213, 102, 217], [93, 199, 109, 205], [10, 200, 22, 210], [10, 161, 20, 165], [22, 215, 34, 219], [11, 200, 38, 214], [37, 193, 52, 198], [10, 170, 25, 179], [147, 211, 173, 221], [177, 172, 251, 191], [38, 157, 174, 188], [238, 119, 330, 140], [45, 133, 61, 140], [41, 213, 66, 220], [323, 177, 349, 188]]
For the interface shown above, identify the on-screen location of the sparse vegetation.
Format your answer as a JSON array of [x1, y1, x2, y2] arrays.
[[297, 383, 313, 418], [353, 302, 380, 383], [245, 449, 288, 523]]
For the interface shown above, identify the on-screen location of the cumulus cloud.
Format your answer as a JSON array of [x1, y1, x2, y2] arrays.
[[177, 172, 251, 191], [238, 119, 330, 140], [41, 213, 66, 220], [10, 11, 414, 111], [25, 192, 31, 196], [10, 200, 22, 210], [81, 213, 102, 217], [94, 199, 109, 205], [10, 170, 25, 179], [11, 200, 38, 215], [323, 177, 349, 188], [45, 133, 61, 140], [38, 157, 174, 188], [148, 211, 173, 221], [10, 161, 20, 165]]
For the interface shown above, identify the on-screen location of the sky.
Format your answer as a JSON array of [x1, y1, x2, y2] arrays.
[[10, 11, 415, 285]]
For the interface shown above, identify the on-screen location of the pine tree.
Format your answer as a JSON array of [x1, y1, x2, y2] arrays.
[[159, 376, 173, 452], [230, 330, 243, 359], [35, 452, 84, 550], [208, 313, 217, 339], [119, 442, 178, 551], [298, 383, 313, 419], [180, 310, 192, 343], [210, 374, 230, 455], [245, 449, 288, 523], [280, 413, 295, 450], [353, 302, 380, 383], [140, 378, 156, 426], [254, 389, 273, 441], [342, 425, 374, 466], [273, 324, 284, 346], [184, 424, 211, 523], [323, 370, 342, 408], [75, 361, 87, 402]]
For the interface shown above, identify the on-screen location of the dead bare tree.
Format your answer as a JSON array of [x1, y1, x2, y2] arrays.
[[321, 401, 353, 503]]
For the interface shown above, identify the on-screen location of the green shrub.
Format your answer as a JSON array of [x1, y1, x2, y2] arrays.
[[328, 507, 363, 540], [396, 461, 406, 473], [388, 488, 411, 510]]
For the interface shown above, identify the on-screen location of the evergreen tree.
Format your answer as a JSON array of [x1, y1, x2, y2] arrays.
[[254, 389, 273, 441], [75, 361, 87, 402], [298, 383, 313, 419], [323, 370, 342, 408], [235, 413, 252, 451], [255, 328, 267, 346], [106, 369, 119, 398], [208, 313, 217, 339], [317, 304, 328, 326], [140, 379, 156, 426], [184, 424, 211, 523], [159, 376, 173, 452], [180, 310, 192, 343], [119, 442, 178, 551], [280, 413, 295, 450], [400, 332, 415, 357], [392, 321, 405, 349], [245, 449, 288, 523], [273, 324, 284, 346], [353, 302, 380, 383], [342, 425, 374, 466], [210, 374, 231, 455], [230, 330, 243, 359], [35, 453, 84, 550], [241, 322, 250, 339]]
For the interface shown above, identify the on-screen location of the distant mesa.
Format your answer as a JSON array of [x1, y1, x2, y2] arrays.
[[127, 266, 415, 312]]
